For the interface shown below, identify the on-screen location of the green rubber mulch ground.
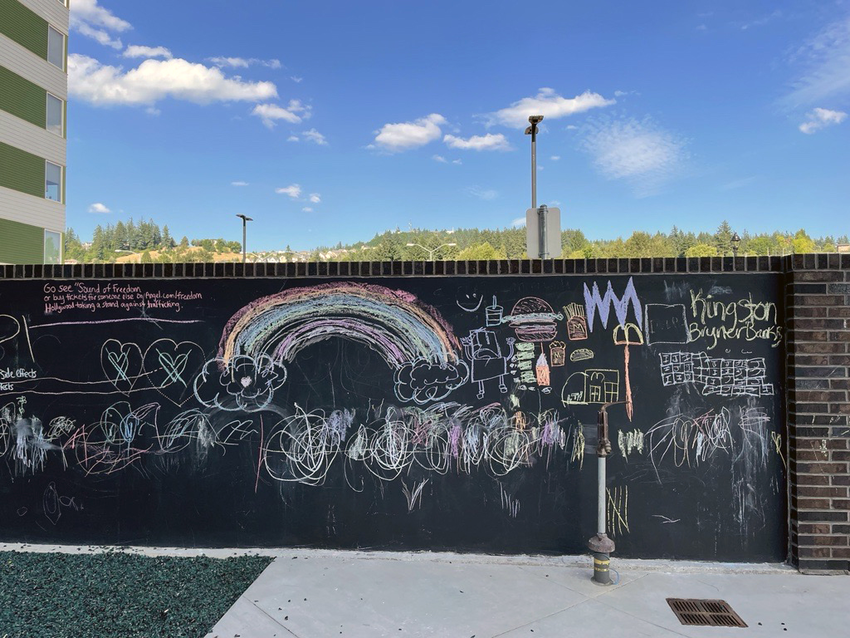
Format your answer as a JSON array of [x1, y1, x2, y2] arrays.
[[0, 551, 272, 638]]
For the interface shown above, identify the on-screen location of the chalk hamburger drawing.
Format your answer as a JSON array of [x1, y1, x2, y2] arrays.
[[506, 297, 564, 342]]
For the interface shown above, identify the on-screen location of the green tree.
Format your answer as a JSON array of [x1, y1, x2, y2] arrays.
[[374, 231, 404, 261], [456, 242, 507, 260], [792, 229, 816, 254], [685, 243, 719, 257], [140, 250, 152, 263], [714, 220, 733, 256]]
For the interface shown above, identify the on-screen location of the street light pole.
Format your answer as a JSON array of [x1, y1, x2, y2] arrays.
[[405, 242, 457, 260], [235, 214, 252, 263], [525, 115, 544, 209]]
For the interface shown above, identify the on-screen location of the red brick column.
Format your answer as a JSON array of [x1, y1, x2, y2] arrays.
[[788, 253, 850, 573]]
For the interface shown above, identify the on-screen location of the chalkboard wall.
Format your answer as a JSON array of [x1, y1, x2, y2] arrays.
[[0, 274, 786, 561]]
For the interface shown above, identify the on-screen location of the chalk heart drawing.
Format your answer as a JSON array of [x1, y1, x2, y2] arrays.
[[100, 339, 143, 394], [142, 339, 205, 406]]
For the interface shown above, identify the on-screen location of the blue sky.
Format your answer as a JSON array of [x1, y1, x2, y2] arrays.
[[67, 0, 849, 251]]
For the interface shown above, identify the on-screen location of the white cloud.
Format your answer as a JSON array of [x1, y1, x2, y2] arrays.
[[550, 155, 561, 161], [251, 100, 310, 128], [783, 16, 850, 108], [443, 133, 510, 151], [486, 88, 615, 128], [88, 202, 111, 213], [373, 113, 446, 152], [309, 193, 321, 204], [287, 135, 300, 142], [276, 184, 302, 198], [467, 186, 499, 201], [799, 107, 847, 133], [452, 159, 462, 165], [71, 0, 132, 32], [432, 154, 447, 163], [566, 125, 578, 130], [69, 54, 278, 106], [302, 207, 313, 213], [145, 106, 160, 116], [207, 57, 282, 69], [511, 217, 526, 227], [303, 128, 328, 145], [70, 0, 131, 49], [123, 45, 172, 59], [231, 181, 249, 187], [75, 23, 123, 50], [580, 116, 689, 197], [291, 76, 303, 83]]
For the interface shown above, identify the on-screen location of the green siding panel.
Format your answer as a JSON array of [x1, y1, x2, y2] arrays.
[[0, 217, 43, 264], [0, 65, 47, 127], [0, 141, 45, 198], [0, 0, 48, 59]]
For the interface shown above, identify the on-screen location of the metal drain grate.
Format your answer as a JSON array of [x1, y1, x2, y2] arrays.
[[667, 598, 748, 628]]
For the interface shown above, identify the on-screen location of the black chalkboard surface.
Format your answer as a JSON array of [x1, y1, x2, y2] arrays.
[[0, 274, 786, 561]]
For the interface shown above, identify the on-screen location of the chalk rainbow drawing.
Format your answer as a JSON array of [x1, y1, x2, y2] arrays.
[[215, 283, 468, 404]]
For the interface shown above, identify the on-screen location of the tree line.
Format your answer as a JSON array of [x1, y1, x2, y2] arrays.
[[64, 219, 241, 263], [65, 219, 847, 263]]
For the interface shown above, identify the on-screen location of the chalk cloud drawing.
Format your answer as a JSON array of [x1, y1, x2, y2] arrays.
[[659, 352, 774, 397], [461, 328, 515, 399], [194, 354, 286, 412], [644, 303, 690, 345]]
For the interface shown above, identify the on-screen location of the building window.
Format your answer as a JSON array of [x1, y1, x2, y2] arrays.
[[44, 230, 62, 264], [45, 161, 62, 202], [47, 27, 65, 70], [46, 94, 63, 136]]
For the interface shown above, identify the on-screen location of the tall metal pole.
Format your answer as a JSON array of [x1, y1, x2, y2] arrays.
[[525, 115, 543, 210], [236, 214, 252, 264], [531, 124, 537, 210]]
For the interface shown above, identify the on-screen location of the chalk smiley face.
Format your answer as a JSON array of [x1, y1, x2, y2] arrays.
[[456, 292, 484, 312]]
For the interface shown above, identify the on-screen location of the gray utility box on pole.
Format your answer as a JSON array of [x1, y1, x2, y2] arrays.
[[525, 205, 561, 259]]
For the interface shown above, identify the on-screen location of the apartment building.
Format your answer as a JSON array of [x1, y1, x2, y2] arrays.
[[0, 0, 68, 264]]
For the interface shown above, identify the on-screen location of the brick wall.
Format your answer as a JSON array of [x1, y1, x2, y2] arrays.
[[788, 253, 850, 573]]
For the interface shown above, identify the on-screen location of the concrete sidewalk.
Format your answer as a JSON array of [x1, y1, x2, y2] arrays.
[[203, 550, 848, 638]]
